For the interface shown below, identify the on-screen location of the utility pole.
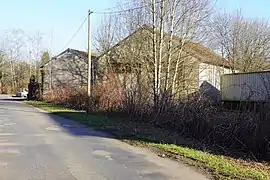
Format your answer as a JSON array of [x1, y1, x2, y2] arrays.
[[29, 50, 32, 78], [87, 9, 93, 97]]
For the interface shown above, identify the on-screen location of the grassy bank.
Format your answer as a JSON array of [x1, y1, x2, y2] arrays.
[[25, 100, 270, 180]]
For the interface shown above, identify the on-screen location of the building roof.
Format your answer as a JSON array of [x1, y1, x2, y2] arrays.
[[184, 42, 231, 68], [98, 25, 232, 69], [40, 48, 98, 68]]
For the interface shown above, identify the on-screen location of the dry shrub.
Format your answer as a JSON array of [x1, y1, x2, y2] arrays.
[[92, 73, 125, 111], [121, 89, 270, 160], [121, 86, 153, 121], [163, 96, 270, 160], [44, 88, 93, 111], [152, 94, 218, 138], [217, 107, 270, 160], [44, 73, 125, 113], [44, 74, 270, 160], [1, 86, 10, 94]]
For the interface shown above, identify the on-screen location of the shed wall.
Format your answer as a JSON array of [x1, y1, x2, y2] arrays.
[[221, 72, 270, 102]]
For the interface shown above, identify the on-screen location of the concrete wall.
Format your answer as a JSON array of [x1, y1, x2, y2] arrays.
[[199, 62, 233, 90]]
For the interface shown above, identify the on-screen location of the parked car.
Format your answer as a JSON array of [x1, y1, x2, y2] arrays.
[[15, 89, 28, 97]]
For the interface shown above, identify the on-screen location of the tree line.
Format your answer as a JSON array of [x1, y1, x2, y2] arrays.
[[0, 29, 50, 93], [2, 0, 270, 96]]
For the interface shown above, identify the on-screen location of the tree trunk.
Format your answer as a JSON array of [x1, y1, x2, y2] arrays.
[[152, 0, 159, 110], [165, 0, 176, 94]]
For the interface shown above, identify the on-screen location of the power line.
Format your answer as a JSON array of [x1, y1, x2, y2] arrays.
[[59, 15, 88, 52], [43, 14, 88, 67], [94, 6, 145, 14], [96, 1, 134, 12], [94, 1, 161, 15], [57, 1, 161, 56], [59, 1, 161, 53]]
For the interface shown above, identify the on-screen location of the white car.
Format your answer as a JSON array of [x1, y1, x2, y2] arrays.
[[21, 90, 28, 97], [16, 90, 28, 97]]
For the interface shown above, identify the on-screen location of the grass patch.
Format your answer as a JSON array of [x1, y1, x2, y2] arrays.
[[25, 100, 270, 180], [152, 144, 268, 180]]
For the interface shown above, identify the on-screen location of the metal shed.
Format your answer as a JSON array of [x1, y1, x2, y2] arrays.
[[221, 71, 270, 102]]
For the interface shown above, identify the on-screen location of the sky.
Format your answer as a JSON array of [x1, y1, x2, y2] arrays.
[[0, 0, 269, 56], [215, 0, 270, 19]]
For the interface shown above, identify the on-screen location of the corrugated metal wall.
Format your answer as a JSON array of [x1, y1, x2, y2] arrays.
[[221, 71, 270, 102]]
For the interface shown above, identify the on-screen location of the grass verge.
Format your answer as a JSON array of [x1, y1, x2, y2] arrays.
[[25, 100, 270, 180]]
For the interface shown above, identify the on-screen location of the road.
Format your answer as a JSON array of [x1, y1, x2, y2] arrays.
[[0, 96, 209, 180]]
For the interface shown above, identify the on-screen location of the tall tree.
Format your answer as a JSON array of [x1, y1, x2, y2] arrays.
[[95, 0, 214, 110], [209, 11, 270, 72], [0, 29, 45, 93]]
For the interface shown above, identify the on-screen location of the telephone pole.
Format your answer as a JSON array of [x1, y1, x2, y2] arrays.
[[87, 9, 93, 96]]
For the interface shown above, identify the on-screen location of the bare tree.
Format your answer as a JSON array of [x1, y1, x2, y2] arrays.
[[94, 15, 118, 53], [0, 29, 45, 93], [210, 11, 270, 72], [0, 50, 5, 92], [27, 31, 43, 82], [146, 0, 213, 103], [1, 29, 26, 91], [95, 0, 214, 111], [151, 0, 159, 109]]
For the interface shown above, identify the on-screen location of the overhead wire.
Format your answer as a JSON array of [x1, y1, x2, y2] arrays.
[[96, 1, 134, 12], [94, 1, 161, 14], [54, 0, 161, 60], [43, 14, 88, 66], [59, 15, 88, 52], [59, 1, 161, 52], [94, 6, 147, 14]]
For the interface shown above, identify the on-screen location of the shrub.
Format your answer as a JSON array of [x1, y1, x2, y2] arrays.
[[44, 74, 270, 160]]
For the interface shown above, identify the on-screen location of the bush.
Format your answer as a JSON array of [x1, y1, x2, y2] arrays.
[[93, 73, 125, 112], [44, 75, 270, 161], [44, 88, 86, 109]]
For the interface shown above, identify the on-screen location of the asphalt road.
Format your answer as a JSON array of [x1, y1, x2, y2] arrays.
[[0, 96, 209, 180]]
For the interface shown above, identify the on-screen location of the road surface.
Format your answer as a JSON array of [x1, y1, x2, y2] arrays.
[[0, 96, 209, 180]]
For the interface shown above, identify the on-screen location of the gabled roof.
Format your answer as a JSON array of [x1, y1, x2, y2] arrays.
[[184, 42, 231, 68], [98, 25, 232, 69], [40, 48, 98, 68], [98, 25, 151, 60]]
